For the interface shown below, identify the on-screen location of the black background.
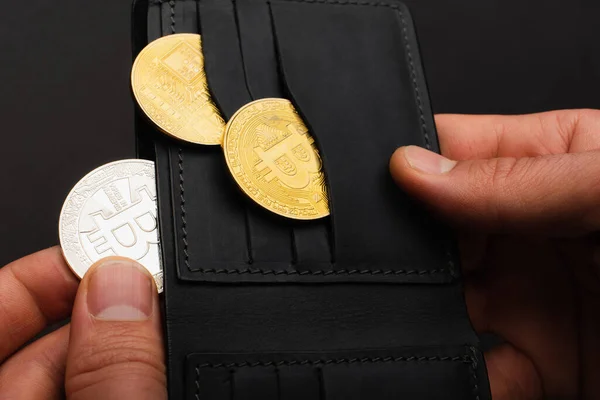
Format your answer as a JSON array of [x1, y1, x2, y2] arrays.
[[1, 0, 598, 266]]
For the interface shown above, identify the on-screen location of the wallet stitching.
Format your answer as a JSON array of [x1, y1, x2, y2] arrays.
[[190, 267, 445, 275], [179, 149, 191, 271], [171, 3, 192, 273], [169, 0, 176, 33], [194, 355, 476, 399], [196, 355, 471, 368], [180, 0, 452, 278], [469, 346, 481, 400]]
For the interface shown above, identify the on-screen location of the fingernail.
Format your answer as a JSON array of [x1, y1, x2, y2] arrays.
[[404, 145, 457, 174], [87, 259, 153, 321]]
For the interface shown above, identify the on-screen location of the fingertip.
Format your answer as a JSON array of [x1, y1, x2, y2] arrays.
[[85, 256, 151, 279], [389, 146, 414, 183], [391, 146, 458, 188], [389, 147, 477, 228], [75, 257, 155, 322], [66, 258, 165, 399], [390, 146, 406, 168]]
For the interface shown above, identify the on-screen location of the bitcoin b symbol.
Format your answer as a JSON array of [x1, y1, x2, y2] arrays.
[[222, 98, 329, 219], [254, 120, 321, 189], [86, 188, 158, 261]]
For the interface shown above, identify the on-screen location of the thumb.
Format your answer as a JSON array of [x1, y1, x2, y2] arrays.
[[65, 257, 166, 400], [390, 145, 600, 235]]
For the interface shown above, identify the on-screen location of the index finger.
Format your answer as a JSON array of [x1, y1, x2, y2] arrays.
[[435, 109, 600, 160], [0, 246, 79, 362]]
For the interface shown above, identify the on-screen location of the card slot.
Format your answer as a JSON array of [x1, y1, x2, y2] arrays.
[[235, 0, 283, 99], [246, 205, 294, 263], [177, 0, 200, 34], [194, 0, 300, 267], [159, 0, 195, 35], [187, 347, 484, 400], [198, 0, 250, 119], [193, 367, 232, 400], [149, 0, 250, 272], [279, 364, 322, 400], [291, 221, 332, 264], [232, 366, 280, 400], [319, 357, 470, 400], [159, 0, 175, 35], [236, 0, 334, 266], [172, 146, 250, 270], [269, 0, 455, 282]]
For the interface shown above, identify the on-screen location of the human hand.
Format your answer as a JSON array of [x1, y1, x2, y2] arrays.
[[0, 249, 166, 399], [4, 110, 598, 400], [390, 109, 600, 399]]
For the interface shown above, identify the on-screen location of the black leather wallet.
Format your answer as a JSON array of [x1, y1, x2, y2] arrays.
[[132, 0, 492, 398]]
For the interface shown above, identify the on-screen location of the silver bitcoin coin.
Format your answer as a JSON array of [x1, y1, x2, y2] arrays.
[[58, 159, 163, 292]]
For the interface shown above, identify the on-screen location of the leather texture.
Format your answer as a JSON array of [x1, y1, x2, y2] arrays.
[[132, 0, 492, 398]]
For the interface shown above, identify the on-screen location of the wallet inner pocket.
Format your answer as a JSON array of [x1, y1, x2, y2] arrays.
[[268, 0, 455, 279], [187, 347, 483, 400], [140, 0, 458, 284]]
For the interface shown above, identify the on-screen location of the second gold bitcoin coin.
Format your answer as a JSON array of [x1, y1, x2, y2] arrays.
[[131, 33, 225, 145], [223, 98, 329, 220]]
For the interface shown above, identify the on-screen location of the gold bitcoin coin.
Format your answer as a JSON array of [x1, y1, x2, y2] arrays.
[[131, 33, 225, 145], [223, 98, 330, 220]]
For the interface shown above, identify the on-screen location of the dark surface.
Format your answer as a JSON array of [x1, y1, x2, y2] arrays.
[[0, 0, 135, 266], [1, 0, 599, 265]]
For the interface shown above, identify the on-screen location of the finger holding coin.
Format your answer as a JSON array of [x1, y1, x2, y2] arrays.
[[58, 159, 163, 292]]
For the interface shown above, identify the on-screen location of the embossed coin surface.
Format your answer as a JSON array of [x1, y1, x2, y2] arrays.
[[59, 160, 163, 292], [223, 98, 329, 220], [131, 33, 225, 145]]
